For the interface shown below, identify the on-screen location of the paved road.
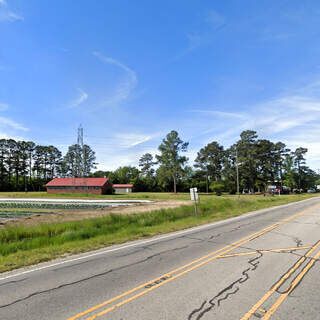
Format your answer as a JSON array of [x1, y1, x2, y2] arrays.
[[1, 197, 320, 320]]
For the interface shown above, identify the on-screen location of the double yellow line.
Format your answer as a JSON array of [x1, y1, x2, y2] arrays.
[[241, 240, 320, 319], [67, 203, 320, 320]]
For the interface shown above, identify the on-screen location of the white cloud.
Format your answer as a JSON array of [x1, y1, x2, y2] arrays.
[[130, 136, 152, 147], [190, 109, 246, 119], [0, 0, 23, 22], [250, 95, 320, 135], [194, 80, 320, 169], [114, 133, 151, 148], [0, 132, 25, 141], [94, 145, 159, 171], [93, 52, 137, 107], [85, 132, 155, 170], [0, 116, 28, 131], [0, 103, 28, 133], [69, 88, 88, 108]]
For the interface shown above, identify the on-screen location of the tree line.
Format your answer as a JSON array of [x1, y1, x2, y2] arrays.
[[0, 139, 96, 191], [0, 130, 318, 193], [93, 130, 319, 194]]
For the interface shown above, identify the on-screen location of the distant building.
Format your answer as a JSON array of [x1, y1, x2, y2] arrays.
[[46, 178, 113, 195], [113, 184, 133, 194]]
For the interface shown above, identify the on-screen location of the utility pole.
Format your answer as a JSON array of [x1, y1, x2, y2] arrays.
[[236, 149, 240, 200]]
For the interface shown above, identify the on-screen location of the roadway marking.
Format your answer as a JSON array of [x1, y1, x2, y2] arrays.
[[240, 240, 320, 320], [66, 203, 320, 320], [218, 246, 312, 259], [261, 246, 320, 319]]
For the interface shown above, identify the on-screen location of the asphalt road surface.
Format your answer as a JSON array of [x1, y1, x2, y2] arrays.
[[1, 197, 320, 320]]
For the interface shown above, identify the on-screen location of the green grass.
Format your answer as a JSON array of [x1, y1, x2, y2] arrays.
[[0, 193, 318, 273], [0, 191, 194, 200]]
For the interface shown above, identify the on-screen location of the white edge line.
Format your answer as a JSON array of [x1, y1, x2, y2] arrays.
[[0, 196, 319, 282]]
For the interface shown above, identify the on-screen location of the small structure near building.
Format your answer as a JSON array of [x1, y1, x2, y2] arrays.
[[113, 184, 133, 194], [46, 178, 113, 195]]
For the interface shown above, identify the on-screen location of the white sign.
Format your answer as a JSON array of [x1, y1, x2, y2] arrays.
[[190, 188, 199, 201]]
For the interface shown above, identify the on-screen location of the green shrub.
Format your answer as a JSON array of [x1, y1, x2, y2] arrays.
[[210, 182, 224, 196]]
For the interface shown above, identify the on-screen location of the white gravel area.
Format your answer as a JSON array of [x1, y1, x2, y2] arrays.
[[0, 198, 152, 204]]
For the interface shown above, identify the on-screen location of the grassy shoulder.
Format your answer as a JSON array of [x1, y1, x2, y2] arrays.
[[0, 193, 318, 273]]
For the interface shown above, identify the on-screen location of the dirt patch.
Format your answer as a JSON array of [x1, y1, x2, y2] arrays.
[[0, 200, 192, 227]]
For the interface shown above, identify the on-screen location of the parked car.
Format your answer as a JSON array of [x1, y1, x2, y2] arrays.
[[307, 189, 316, 193]]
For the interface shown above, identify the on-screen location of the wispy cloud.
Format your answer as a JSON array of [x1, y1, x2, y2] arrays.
[[69, 88, 88, 108], [130, 136, 152, 147], [93, 52, 137, 107], [195, 80, 320, 168], [175, 10, 227, 60], [260, 32, 294, 42], [0, 102, 28, 132], [187, 10, 226, 50], [0, 0, 23, 22], [114, 133, 151, 148], [0, 103, 8, 111], [90, 137, 157, 171], [0, 116, 28, 131], [205, 10, 226, 27], [190, 109, 246, 119]]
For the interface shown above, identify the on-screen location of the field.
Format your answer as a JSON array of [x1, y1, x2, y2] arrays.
[[0, 191, 193, 200], [0, 192, 319, 273]]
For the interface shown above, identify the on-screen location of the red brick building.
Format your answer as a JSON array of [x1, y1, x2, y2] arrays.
[[46, 178, 113, 195]]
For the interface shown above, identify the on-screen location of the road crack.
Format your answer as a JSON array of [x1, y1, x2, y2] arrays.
[[187, 251, 263, 320], [0, 245, 188, 309]]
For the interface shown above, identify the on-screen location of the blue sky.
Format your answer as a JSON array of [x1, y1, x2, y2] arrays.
[[1, 0, 320, 170]]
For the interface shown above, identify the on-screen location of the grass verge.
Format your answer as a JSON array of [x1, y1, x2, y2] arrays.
[[0, 194, 318, 273]]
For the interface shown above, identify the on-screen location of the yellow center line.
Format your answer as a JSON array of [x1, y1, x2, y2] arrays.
[[86, 245, 316, 320], [67, 203, 320, 320], [84, 230, 283, 320], [240, 240, 320, 320], [68, 223, 272, 320], [261, 245, 320, 319]]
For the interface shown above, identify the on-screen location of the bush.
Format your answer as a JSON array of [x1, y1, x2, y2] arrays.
[[210, 182, 224, 196]]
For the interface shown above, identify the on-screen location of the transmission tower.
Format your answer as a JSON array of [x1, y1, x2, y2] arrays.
[[77, 124, 84, 148], [77, 124, 87, 185]]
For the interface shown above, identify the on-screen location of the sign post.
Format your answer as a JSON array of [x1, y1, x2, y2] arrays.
[[190, 187, 198, 216]]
